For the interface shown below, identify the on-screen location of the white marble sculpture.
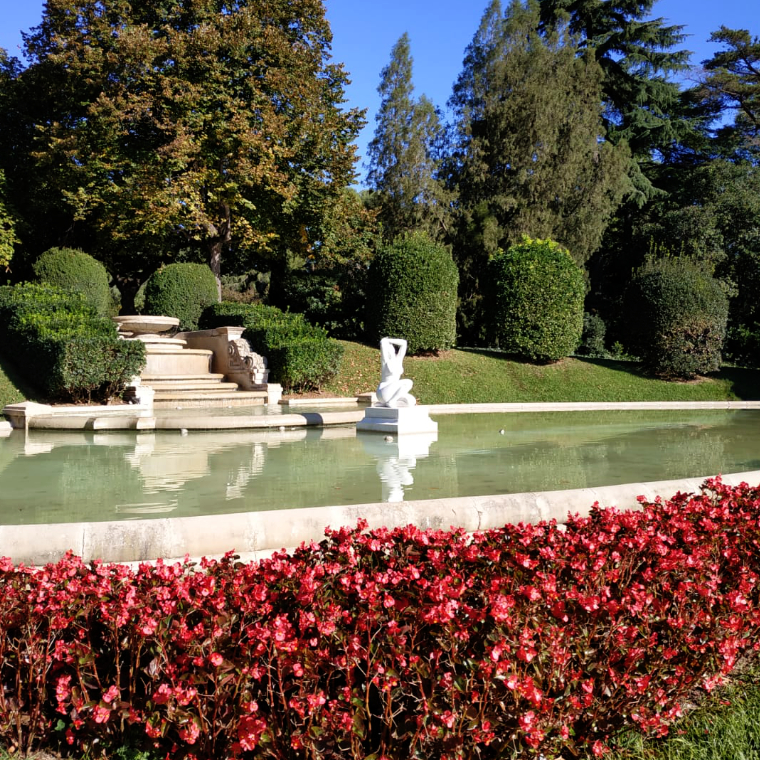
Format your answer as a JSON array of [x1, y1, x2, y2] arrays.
[[376, 337, 416, 408]]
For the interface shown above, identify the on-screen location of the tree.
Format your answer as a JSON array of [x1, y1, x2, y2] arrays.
[[696, 27, 760, 155], [366, 33, 450, 242], [539, 0, 692, 194], [448, 0, 630, 341], [12, 0, 364, 293]]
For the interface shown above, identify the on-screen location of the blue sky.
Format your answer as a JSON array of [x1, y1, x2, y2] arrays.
[[0, 0, 756, 182]]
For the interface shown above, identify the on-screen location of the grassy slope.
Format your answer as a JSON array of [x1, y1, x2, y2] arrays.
[[323, 341, 760, 403]]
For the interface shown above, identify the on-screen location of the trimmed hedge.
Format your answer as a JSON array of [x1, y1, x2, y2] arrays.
[[200, 302, 343, 391], [32, 247, 115, 317], [0, 283, 145, 402], [1, 479, 760, 759], [624, 257, 729, 379], [367, 233, 458, 354], [143, 263, 219, 330], [487, 237, 585, 363]]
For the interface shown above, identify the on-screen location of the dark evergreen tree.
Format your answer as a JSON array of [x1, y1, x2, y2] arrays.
[[449, 0, 630, 342], [366, 33, 450, 242], [539, 0, 692, 196]]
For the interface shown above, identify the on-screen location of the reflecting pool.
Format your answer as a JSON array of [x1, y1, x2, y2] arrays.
[[1, 409, 759, 524]]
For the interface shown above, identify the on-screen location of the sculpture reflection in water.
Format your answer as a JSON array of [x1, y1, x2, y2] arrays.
[[361, 432, 438, 502]]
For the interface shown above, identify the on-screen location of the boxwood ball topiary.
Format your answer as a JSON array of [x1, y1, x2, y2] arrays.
[[33, 247, 114, 317], [367, 232, 458, 355], [487, 238, 585, 363], [623, 257, 729, 379], [143, 263, 219, 330]]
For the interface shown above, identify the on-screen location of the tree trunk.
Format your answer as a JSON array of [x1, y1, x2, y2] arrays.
[[207, 203, 231, 301]]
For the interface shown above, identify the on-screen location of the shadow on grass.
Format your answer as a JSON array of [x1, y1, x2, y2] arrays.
[[715, 365, 760, 400], [0, 350, 42, 405]]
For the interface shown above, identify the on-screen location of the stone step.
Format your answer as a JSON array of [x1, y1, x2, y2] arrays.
[[141, 373, 226, 383], [147, 380, 241, 391], [152, 391, 268, 408], [144, 349, 213, 376]]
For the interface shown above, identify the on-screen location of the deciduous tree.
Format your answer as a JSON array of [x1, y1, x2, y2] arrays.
[[13, 0, 364, 292]]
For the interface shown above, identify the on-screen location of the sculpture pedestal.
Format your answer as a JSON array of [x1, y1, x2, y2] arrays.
[[356, 405, 438, 435]]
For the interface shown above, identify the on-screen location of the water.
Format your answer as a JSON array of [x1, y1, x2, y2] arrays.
[[0, 409, 759, 525]]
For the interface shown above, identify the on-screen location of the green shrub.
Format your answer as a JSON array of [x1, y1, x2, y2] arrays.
[[0, 283, 145, 402], [724, 323, 760, 368], [577, 313, 608, 357], [32, 247, 115, 317], [623, 257, 729, 379], [200, 302, 344, 391], [143, 263, 219, 330], [487, 238, 585, 363], [272, 264, 369, 340], [367, 233, 458, 354]]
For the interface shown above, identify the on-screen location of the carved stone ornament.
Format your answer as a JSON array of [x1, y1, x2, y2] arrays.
[[228, 338, 269, 384]]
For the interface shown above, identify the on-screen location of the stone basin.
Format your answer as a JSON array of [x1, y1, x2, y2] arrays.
[[113, 315, 180, 336]]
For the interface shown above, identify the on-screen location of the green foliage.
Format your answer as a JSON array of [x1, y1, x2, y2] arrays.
[[697, 27, 760, 156], [624, 257, 729, 379], [143, 263, 219, 331], [577, 313, 608, 357], [0, 283, 145, 402], [487, 237, 585, 363], [32, 247, 114, 317], [200, 302, 344, 391], [273, 264, 369, 340], [366, 33, 450, 242], [8, 0, 363, 283], [367, 232, 458, 355], [0, 168, 16, 272], [539, 0, 692, 179], [448, 0, 629, 343]]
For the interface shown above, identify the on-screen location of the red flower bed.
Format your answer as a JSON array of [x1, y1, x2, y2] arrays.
[[1, 478, 760, 759]]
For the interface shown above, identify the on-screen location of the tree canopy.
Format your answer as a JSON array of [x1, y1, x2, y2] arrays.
[[6, 0, 364, 288], [365, 33, 449, 243]]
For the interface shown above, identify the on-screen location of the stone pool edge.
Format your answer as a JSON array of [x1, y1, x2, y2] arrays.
[[6, 399, 760, 431], [3, 470, 758, 567]]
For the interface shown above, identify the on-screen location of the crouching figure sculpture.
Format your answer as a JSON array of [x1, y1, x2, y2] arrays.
[[376, 337, 416, 408]]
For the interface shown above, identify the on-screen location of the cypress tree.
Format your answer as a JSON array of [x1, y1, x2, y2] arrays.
[[366, 33, 450, 242]]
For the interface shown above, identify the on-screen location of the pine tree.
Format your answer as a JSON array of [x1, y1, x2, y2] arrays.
[[366, 33, 449, 242], [449, 0, 630, 341]]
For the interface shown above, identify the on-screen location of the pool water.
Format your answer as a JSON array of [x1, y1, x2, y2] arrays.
[[0, 409, 758, 524]]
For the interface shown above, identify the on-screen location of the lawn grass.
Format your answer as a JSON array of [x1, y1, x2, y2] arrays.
[[323, 341, 760, 404], [609, 663, 760, 760]]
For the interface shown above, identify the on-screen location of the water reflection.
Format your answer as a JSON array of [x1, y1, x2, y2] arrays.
[[0, 410, 759, 525], [360, 432, 438, 502]]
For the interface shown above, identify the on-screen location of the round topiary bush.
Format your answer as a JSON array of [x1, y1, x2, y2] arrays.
[[487, 237, 585, 363], [33, 247, 114, 317], [623, 257, 729, 379], [367, 232, 458, 355], [143, 263, 219, 330]]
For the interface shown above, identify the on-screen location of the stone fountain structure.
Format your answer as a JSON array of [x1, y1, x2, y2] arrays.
[[114, 316, 282, 408]]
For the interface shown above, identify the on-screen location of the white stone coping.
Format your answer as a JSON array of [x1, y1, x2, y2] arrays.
[[7, 399, 760, 432], [3, 471, 758, 567]]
